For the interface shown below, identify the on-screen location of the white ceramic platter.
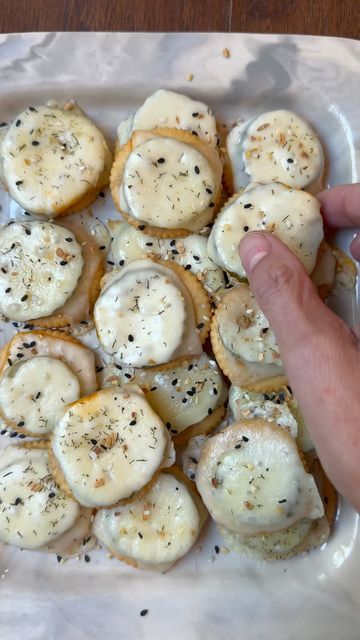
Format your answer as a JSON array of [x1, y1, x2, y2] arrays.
[[0, 32, 359, 640]]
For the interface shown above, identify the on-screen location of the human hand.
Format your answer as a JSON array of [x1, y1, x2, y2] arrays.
[[238, 183, 360, 512]]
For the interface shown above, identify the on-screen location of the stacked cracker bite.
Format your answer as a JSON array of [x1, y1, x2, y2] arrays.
[[0, 93, 344, 569]]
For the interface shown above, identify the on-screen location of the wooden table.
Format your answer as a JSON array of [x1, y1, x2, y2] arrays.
[[1, 0, 359, 38]]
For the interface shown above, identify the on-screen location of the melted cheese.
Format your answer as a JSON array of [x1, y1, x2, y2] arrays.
[[217, 284, 282, 366], [229, 385, 297, 438], [1, 105, 111, 215], [2, 331, 97, 397], [110, 221, 225, 295], [196, 420, 324, 535], [208, 182, 323, 277], [52, 386, 172, 508], [0, 446, 80, 549], [93, 471, 201, 570], [0, 221, 84, 321], [219, 519, 313, 560], [0, 357, 80, 435], [120, 134, 218, 231], [117, 89, 218, 148], [227, 110, 324, 192], [102, 353, 228, 435], [94, 259, 202, 368]]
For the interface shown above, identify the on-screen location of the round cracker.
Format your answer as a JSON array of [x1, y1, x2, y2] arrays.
[[210, 312, 287, 391], [31, 223, 104, 328], [110, 127, 223, 238]]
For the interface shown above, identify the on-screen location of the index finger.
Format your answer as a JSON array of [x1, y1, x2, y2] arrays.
[[317, 183, 360, 228]]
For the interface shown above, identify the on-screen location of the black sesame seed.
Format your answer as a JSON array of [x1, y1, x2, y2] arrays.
[[209, 202, 215, 208], [129, 419, 137, 426], [17, 353, 24, 359], [91, 439, 98, 445], [140, 609, 148, 617], [10, 432, 18, 438], [262, 327, 269, 334], [192, 112, 199, 117], [287, 158, 294, 163], [5, 287, 11, 293], [171, 249, 179, 255], [15, 180, 23, 186], [244, 203, 252, 209], [190, 473, 195, 480], [194, 165, 200, 174], [17, 421, 25, 427], [170, 239, 176, 247], [29, 107, 37, 112], [14, 497, 22, 505], [1, 430, 7, 435], [214, 545, 220, 554], [138, 532, 143, 539], [166, 422, 171, 428], [157, 158, 165, 164], [170, 429, 178, 434], [125, 373, 132, 379], [138, 225, 145, 231], [192, 130, 198, 136], [278, 499, 287, 504], [25, 228, 31, 235], [18, 434, 26, 439], [145, 242, 153, 247], [115, 364, 122, 370], [182, 398, 187, 404], [48, 492, 56, 499], [15, 119, 21, 127], [193, 255, 200, 261], [96, 366, 103, 372], [29, 341, 36, 348], [80, 320, 88, 325], [99, 245, 106, 250], [56, 555, 62, 563], [107, 260, 115, 266], [150, 386, 157, 391], [206, 187, 213, 194], [213, 388, 218, 395], [208, 408, 213, 415], [1, 268, 7, 274], [235, 444, 241, 449], [242, 436, 249, 442], [243, 226, 249, 232], [60, 261, 68, 266], [197, 322, 204, 329], [84, 555, 90, 563], [171, 379, 178, 386], [65, 237, 73, 242], [185, 264, 192, 270], [32, 140, 39, 146], [119, 259, 125, 266], [188, 364, 193, 371], [21, 295, 28, 301], [99, 191, 105, 198], [128, 334, 134, 342]]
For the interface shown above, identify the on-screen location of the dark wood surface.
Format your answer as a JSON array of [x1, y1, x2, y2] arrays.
[[0, 0, 359, 38]]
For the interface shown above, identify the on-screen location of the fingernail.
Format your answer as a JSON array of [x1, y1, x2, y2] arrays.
[[239, 232, 271, 274]]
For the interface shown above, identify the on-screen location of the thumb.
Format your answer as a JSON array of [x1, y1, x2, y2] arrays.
[[238, 231, 349, 355]]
